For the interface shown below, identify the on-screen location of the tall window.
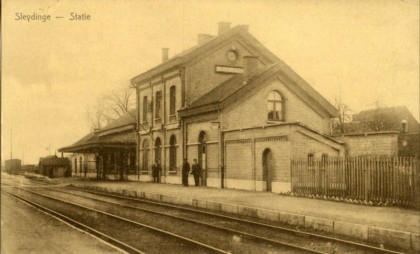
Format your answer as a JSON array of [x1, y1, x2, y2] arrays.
[[142, 96, 148, 122], [154, 138, 162, 163], [155, 91, 162, 119], [169, 86, 176, 116], [74, 158, 78, 173], [267, 91, 283, 121], [169, 135, 177, 171], [142, 140, 149, 171]]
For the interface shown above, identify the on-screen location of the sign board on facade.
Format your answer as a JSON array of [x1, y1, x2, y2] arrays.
[[215, 65, 244, 74]]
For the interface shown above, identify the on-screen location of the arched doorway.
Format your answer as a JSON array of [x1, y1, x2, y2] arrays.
[[262, 149, 274, 191], [169, 135, 177, 172], [154, 138, 162, 164], [198, 131, 207, 186], [142, 140, 149, 172]]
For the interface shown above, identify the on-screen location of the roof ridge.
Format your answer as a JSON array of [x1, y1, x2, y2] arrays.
[[219, 64, 279, 101], [131, 25, 263, 83]]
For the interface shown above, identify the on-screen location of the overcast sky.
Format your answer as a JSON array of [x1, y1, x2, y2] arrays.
[[2, 0, 419, 164]]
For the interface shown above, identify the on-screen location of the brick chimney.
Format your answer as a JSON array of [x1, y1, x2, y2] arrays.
[[162, 48, 169, 62], [197, 34, 213, 45], [401, 120, 408, 133], [218, 21, 231, 35], [243, 56, 259, 80]]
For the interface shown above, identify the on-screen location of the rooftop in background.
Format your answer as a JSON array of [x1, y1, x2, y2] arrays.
[[339, 106, 419, 134]]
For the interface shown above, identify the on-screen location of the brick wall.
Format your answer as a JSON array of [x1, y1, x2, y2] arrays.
[[224, 126, 292, 185], [223, 78, 331, 135], [290, 128, 343, 158], [225, 139, 253, 179], [255, 138, 290, 182], [336, 133, 399, 156]]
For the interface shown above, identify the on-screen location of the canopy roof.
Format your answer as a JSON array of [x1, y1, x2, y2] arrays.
[[59, 110, 137, 153]]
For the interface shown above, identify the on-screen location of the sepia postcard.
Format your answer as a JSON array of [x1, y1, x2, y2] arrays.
[[2, 0, 419, 253]]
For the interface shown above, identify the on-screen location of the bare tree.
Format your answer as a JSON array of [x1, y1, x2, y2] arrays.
[[360, 101, 393, 131], [104, 84, 135, 119], [86, 84, 135, 131], [86, 99, 114, 131], [333, 96, 352, 134]]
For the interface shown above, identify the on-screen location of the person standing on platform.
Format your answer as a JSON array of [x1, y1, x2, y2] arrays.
[[182, 158, 190, 187], [152, 160, 161, 183], [191, 159, 202, 186]]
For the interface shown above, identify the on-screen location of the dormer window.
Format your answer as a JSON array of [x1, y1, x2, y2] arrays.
[[267, 91, 284, 121]]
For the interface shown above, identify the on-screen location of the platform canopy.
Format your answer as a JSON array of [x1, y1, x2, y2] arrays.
[[59, 109, 137, 154]]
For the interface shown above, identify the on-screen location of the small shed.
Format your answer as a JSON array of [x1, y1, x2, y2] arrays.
[[39, 155, 71, 178]]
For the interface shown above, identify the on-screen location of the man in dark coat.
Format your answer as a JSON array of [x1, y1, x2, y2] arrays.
[[191, 159, 202, 186], [182, 158, 190, 186], [152, 160, 161, 183]]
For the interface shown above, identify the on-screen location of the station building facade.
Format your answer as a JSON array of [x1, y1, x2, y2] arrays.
[[131, 22, 345, 193]]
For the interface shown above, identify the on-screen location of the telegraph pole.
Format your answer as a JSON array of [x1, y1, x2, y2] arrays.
[[10, 127, 13, 159]]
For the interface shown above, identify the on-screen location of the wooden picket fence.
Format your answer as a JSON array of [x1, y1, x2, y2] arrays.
[[291, 156, 420, 208]]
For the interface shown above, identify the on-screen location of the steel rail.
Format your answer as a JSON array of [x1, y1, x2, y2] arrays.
[[40, 187, 328, 254], [1, 188, 144, 254], [6, 187, 230, 254], [68, 186, 405, 254]]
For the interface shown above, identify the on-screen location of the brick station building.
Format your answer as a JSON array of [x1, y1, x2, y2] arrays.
[[131, 22, 345, 193]]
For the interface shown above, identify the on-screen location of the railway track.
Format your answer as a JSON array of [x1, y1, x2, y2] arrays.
[[5, 185, 407, 254], [63, 186, 407, 254], [4, 186, 329, 254]]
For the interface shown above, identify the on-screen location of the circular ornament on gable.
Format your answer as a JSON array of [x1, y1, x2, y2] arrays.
[[226, 50, 239, 62]]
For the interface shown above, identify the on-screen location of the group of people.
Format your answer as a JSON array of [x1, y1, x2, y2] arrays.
[[151, 158, 202, 187], [182, 158, 202, 187]]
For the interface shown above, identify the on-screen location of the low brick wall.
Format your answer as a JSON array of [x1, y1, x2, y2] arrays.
[[73, 184, 418, 251]]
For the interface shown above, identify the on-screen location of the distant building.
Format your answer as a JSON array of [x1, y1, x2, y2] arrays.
[[38, 155, 71, 178], [399, 132, 420, 158], [346, 106, 419, 133], [335, 106, 419, 157], [21, 164, 40, 174], [5, 159, 22, 174]]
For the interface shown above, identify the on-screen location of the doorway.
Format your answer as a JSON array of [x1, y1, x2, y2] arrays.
[[262, 149, 274, 191], [198, 131, 207, 186]]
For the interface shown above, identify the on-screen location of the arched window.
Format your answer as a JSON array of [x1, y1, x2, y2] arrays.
[[169, 86, 176, 116], [142, 96, 148, 123], [155, 91, 162, 119], [169, 135, 177, 172], [142, 140, 149, 171], [267, 91, 284, 121]]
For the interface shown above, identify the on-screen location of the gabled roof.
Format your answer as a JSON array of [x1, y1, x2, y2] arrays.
[[39, 155, 70, 166], [179, 63, 337, 118], [131, 25, 279, 84], [353, 106, 418, 124], [188, 65, 275, 108]]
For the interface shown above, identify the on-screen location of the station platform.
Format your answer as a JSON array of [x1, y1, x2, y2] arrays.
[[53, 178, 419, 251]]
